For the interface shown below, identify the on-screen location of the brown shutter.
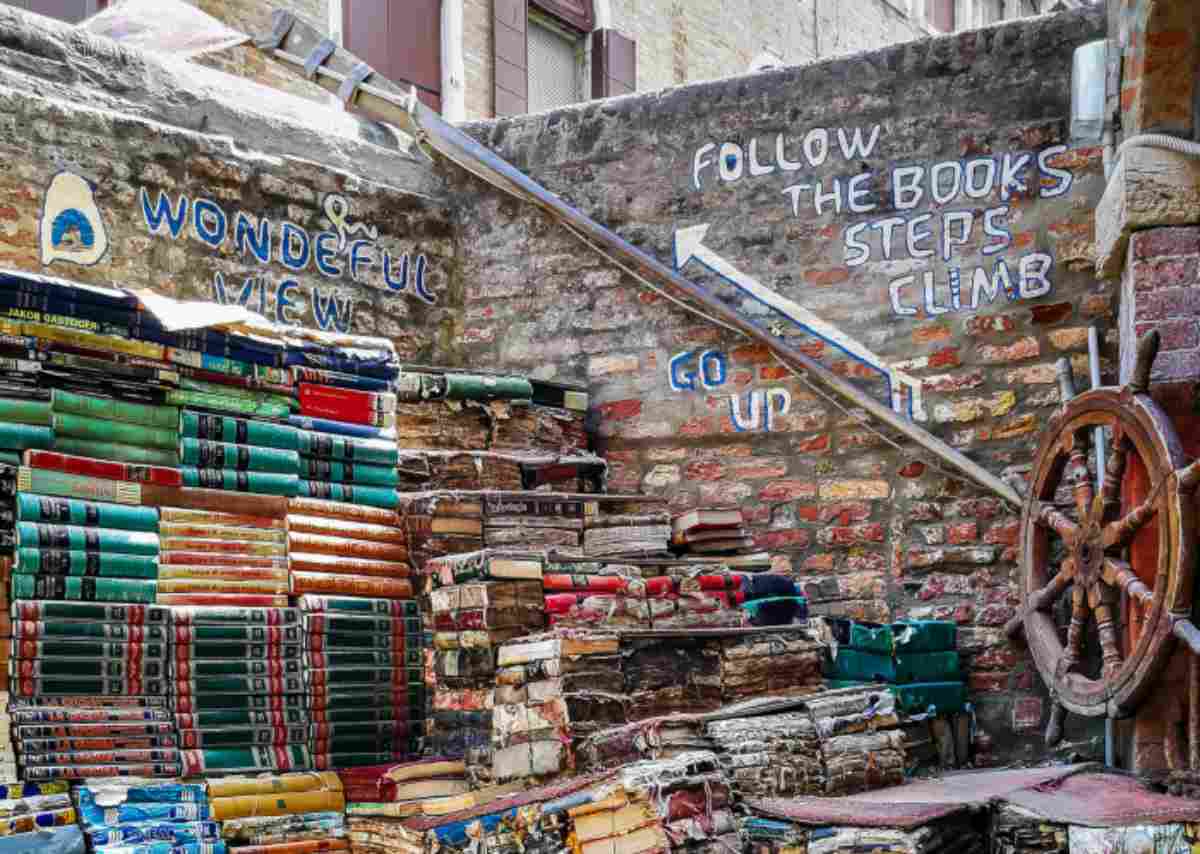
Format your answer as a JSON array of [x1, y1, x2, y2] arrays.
[[494, 0, 529, 117], [531, 0, 594, 32], [592, 29, 636, 99], [344, 0, 442, 113], [926, 0, 955, 32]]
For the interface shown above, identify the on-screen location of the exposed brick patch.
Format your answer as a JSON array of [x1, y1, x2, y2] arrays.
[[946, 522, 978, 544], [1029, 302, 1073, 324], [977, 337, 1039, 363], [964, 315, 1015, 335], [1132, 227, 1200, 260], [598, 399, 643, 421], [759, 480, 818, 501]]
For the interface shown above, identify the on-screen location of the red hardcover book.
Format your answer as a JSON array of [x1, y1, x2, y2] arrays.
[[23, 450, 182, 487], [298, 384, 393, 425], [542, 575, 675, 596]]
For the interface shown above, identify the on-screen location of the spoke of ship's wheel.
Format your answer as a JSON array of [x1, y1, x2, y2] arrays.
[[1035, 501, 1080, 543], [1066, 433, 1095, 522], [1091, 584, 1124, 678], [1100, 434, 1127, 521], [1103, 486, 1161, 549], [1061, 584, 1089, 675], [1102, 556, 1153, 606]]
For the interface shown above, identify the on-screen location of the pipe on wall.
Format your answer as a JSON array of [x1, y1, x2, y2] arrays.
[[441, 0, 466, 123]]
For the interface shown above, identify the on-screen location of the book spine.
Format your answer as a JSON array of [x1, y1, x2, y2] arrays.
[[291, 365, 391, 393], [52, 437, 180, 468], [173, 641, 300, 660], [10, 675, 163, 697], [296, 595, 408, 616], [173, 624, 301, 643], [296, 431, 397, 465], [285, 514, 404, 544], [181, 745, 311, 775], [179, 412, 300, 451], [16, 494, 159, 531], [304, 667, 408, 688], [296, 400, 396, 427], [298, 458, 397, 487], [167, 389, 290, 420], [158, 523, 286, 543], [286, 497, 396, 526], [287, 414, 391, 440], [226, 838, 350, 854], [17, 468, 141, 505], [156, 594, 289, 608], [15, 523, 160, 555], [176, 708, 308, 729], [51, 390, 178, 429], [291, 572, 413, 600], [180, 469, 300, 497], [160, 551, 285, 568], [139, 484, 287, 517], [172, 674, 305, 695], [0, 422, 54, 451], [24, 451, 181, 487], [159, 537, 285, 556], [11, 575, 157, 603], [157, 578, 289, 596], [12, 657, 166, 679], [305, 651, 397, 669], [157, 566, 288, 583], [173, 659, 301, 679], [298, 481, 396, 509], [25, 763, 181, 780], [20, 320, 165, 359], [0, 398, 51, 426], [287, 553, 409, 578], [52, 413, 178, 451], [443, 373, 533, 402], [14, 620, 167, 642], [302, 614, 410, 634], [46, 351, 179, 384], [166, 348, 253, 377], [15, 549, 159, 579], [167, 606, 298, 626], [299, 383, 396, 414], [178, 727, 307, 749], [304, 632, 403, 651], [159, 507, 285, 528], [12, 600, 164, 623], [179, 439, 300, 474], [178, 377, 294, 407], [287, 533, 407, 562], [171, 694, 305, 714]]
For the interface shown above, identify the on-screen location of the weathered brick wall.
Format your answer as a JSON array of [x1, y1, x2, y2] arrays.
[[453, 7, 1110, 759], [1119, 227, 1200, 384], [0, 6, 456, 359]]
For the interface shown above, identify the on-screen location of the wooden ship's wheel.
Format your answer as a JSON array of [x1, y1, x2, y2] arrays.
[[1007, 332, 1200, 744]]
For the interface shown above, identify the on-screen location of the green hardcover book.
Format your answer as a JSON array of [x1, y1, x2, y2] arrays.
[[15, 549, 159, 579], [17, 494, 159, 532], [306, 667, 406, 687], [11, 575, 158, 604], [315, 734, 405, 754], [179, 412, 300, 451], [307, 631, 402, 649], [297, 432, 398, 466], [893, 620, 958, 653], [177, 625, 302, 643], [894, 651, 961, 684], [179, 377, 295, 410], [443, 373, 534, 402], [175, 641, 302, 660], [53, 437, 180, 468], [0, 450, 19, 466], [0, 422, 54, 451], [8, 676, 166, 696], [10, 600, 168, 623], [175, 694, 306, 713], [890, 681, 967, 715], [14, 638, 166, 660], [300, 596, 411, 616], [309, 650, 396, 668], [52, 413, 178, 451], [16, 522, 160, 556], [176, 659, 302, 678], [299, 458, 398, 487], [13, 620, 168, 642], [0, 398, 52, 426], [16, 467, 141, 505], [181, 468, 300, 497], [181, 745, 311, 774], [826, 649, 896, 683], [312, 750, 409, 768], [178, 438, 300, 475], [177, 708, 308, 729], [298, 481, 397, 509], [166, 389, 291, 420], [10, 657, 165, 679], [170, 606, 299, 626], [51, 390, 179, 429], [832, 620, 895, 655], [177, 726, 308, 748], [311, 705, 405, 725]]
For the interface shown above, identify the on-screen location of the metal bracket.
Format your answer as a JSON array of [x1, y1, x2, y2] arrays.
[[338, 62, 374, 107], [255, 10, 295, 51], [303, 38, 337, 79]]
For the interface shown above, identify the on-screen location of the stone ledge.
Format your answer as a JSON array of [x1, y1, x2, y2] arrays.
[[1096, 145, 1200, 278]]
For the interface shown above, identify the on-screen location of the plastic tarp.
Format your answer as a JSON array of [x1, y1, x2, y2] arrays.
[[80, 0, 247, 59]]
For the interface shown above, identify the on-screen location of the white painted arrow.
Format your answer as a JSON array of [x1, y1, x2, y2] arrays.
[[674, 223, 927, 421]]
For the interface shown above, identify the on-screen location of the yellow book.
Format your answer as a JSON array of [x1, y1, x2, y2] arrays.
[[207, 771, 341, 799]]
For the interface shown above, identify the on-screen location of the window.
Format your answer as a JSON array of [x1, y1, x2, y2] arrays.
[[343, 0, 442, 112], [926, 0, 955, 32], [527, 13, 582, 112], [6, 0, 106, 23]]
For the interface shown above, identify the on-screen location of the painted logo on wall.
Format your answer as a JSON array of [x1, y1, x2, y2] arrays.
[[39, 172, 109, 267], [139, 187, 434, 332]]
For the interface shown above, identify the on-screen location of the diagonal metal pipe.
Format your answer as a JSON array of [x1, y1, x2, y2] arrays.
[[252, 9, 1022, 509]]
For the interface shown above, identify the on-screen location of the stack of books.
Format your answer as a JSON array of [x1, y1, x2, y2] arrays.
[[421, 550, 544, 780], [623, 636, 722, 718], [178, 412, 301, 498], [340, 758, 486, 824], [287, 497, 413, 601], [75, 777, 214, 854], [8, 601, 176, 781], [399, 494, 484, 564], [744, 800, 984, 854], [542, 570, 673, 630], [575, 714, 710, 771], [582, 511, 671, 557], [619, 752, 736, 854], [671, 508, 755, 556], [0, 781, 81, 849], [208, 771, 346, 853], [714, 631, 824, 701], [170, 605, 309, 776], [301, 595, 424, 770]]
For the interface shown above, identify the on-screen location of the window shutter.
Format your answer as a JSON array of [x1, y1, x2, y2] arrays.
[[592, 29, 636, 99], [494, 0, 529, 117], [344, 0, 442, 112], [926, 0, 955, 32], [531, 0, 594, 32]]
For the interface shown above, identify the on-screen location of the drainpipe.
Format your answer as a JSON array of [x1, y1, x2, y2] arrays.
[[441, 0, 466, 123], [813, 0, 819, 60]]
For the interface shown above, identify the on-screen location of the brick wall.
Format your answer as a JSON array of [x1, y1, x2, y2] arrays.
[[453, 6, 1110, 759], [1120, 227, 1200, 384]]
